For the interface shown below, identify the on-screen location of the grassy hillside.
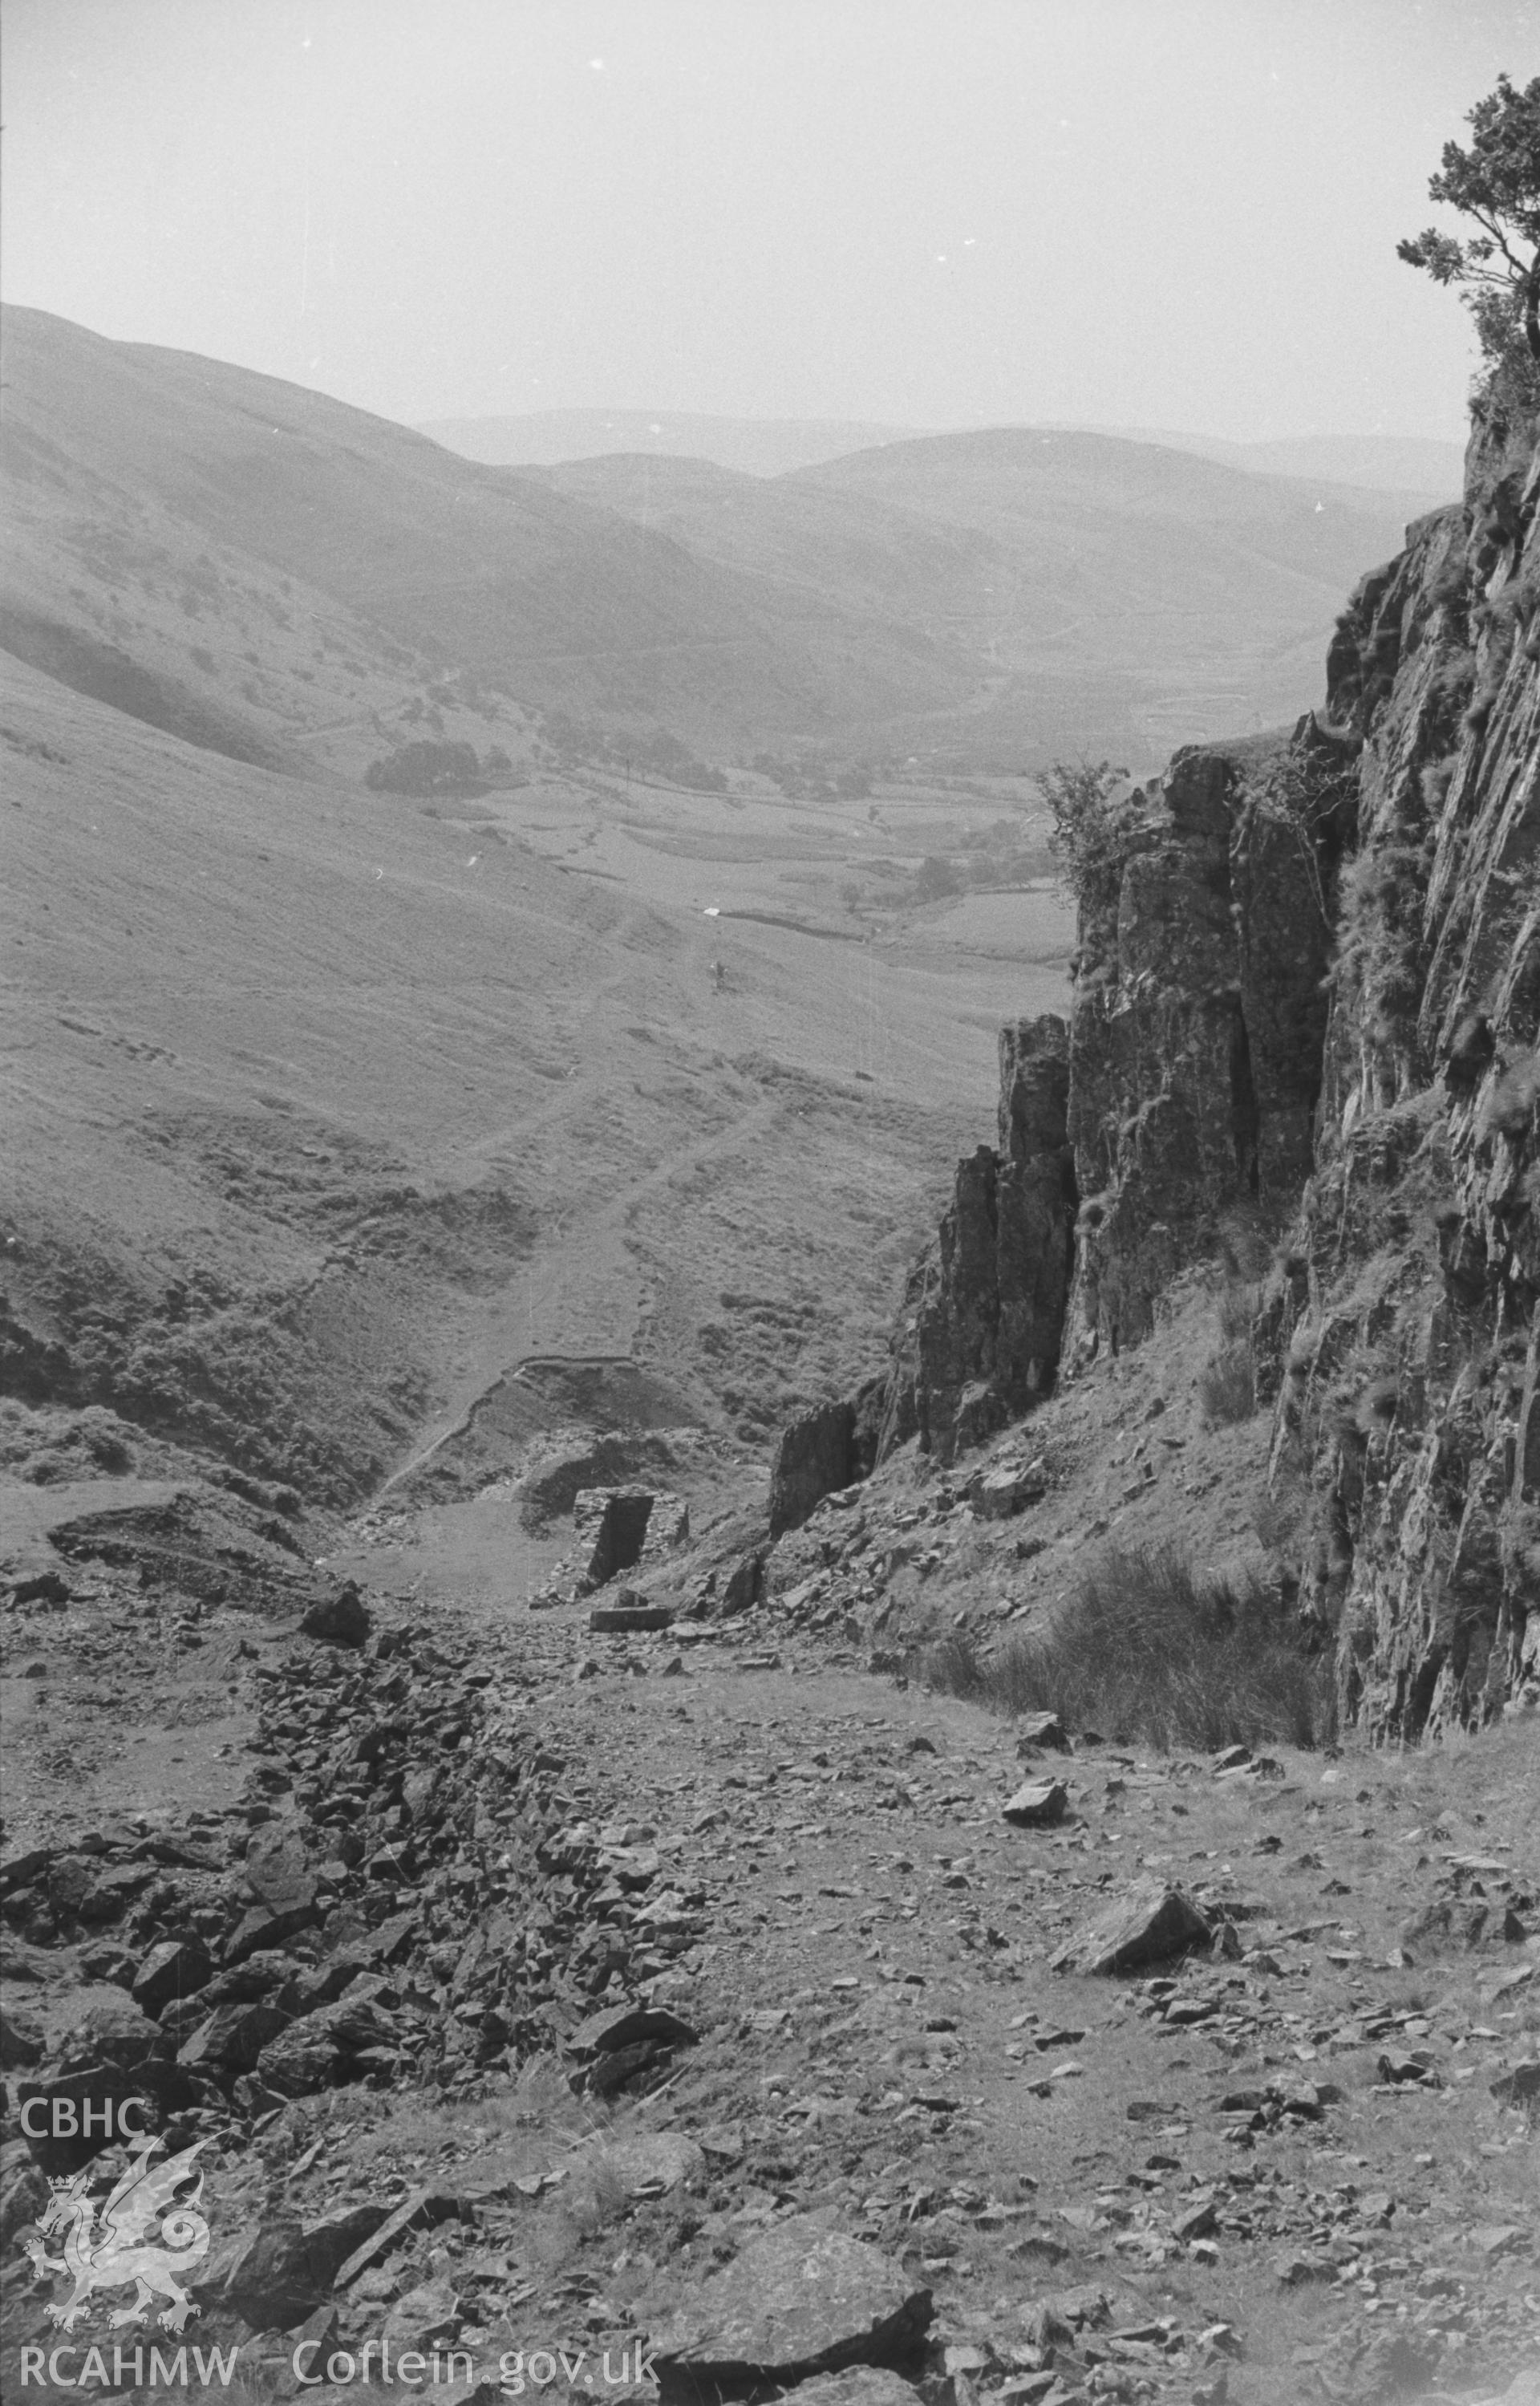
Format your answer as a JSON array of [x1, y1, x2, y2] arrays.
[[3, 310, 1424, 776], [0, 306, 964, 765], [792, 426, 1434, 753], [2, 642, 1068, 1503], [540, 428, 1427, 762]]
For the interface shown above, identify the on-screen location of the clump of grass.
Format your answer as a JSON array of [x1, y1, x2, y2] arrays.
[[1198, 1341, 1257, 1426], [560, 2147, 631, 2236], [1217, 1279, 1262, 1345], [923, 1542, 1333, 1751], [1198, 1277, 1260, 1426]]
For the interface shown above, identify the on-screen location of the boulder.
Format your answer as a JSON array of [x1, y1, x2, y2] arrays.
[[585, 2039, 671, 2098], [225, 1825, 317, 1961], [972, 1459, 1046, 1519], [590, 2130, 703, 2199], [0, 1846, 52, 1894], [0, 2140, 49, 2249], [213, 2214, 326, 2331], [16, 2051, 199, 2176], [591, 1599, 675, 1633], [1377, 2048, 1440, 2087], [383, 2277, 463, 2348], [721, 1549, 766, 1613], [0, 2004, 44, 2068], [226, 1905, 310, 1965], [5, 1568, 71, 1607], [299, 2203, 392, 2287], [1398, 1897, 1490, 1957], [132, 1937, 214, 2019], [59, 1990, 161, 2073], [243, 1824, 314, 1911], [76, 1941, 139, 1987], [788, 2375, 923, 2406], [768, 1402, 857, 1539], [256, 2024, 341, 2099], [179, 2000, 291, 2072], [317, 1993, 399, 2058], [332, 2188, 464, 2288], [1015, 1711, 1069, 1754], [47, 1859, 97, 1921], [1050, 1879, 1210, 1975], [568, 2000, 699, 2059], [78, 1863, 158, 1922], [300, 1582, 371, 1647], [647, 2213, 932, 2404], [1347, 2334, 1441, 2403], [1002, 1779, 1068, 1828], [1490, 2061, 1540, 2109]]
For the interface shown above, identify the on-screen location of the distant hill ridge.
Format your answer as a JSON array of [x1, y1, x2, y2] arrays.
[[1, 306, 1445, 768], [416, 408, 924, 480], [419, 404, 1462, 501]]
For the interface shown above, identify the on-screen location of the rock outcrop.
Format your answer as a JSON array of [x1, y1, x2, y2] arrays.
[[816, 401, 1539, 1737], [1078, 419, 1538, 1735], [768, 1399, 862, 1538], [873, 1015, 1074, 1462], [1064, 733, 1342, 1360], [1260, 407, 1540, 1736]]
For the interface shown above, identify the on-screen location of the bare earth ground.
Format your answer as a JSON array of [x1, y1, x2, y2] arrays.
[[2, 1309, 1535, 2406]]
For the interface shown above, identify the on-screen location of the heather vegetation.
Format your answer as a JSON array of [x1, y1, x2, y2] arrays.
[[921, 1541, 1334, 1752]]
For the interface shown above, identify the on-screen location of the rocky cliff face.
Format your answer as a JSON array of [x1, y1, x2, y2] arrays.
[[1062, 732, 1342, 1363], [1263, 408, 1540, 1737], [852, 406, 1539, 1735], [870, 1014, 1074, 1463]]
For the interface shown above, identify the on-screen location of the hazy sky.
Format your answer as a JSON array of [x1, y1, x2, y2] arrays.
[[6, 0, 1536, 441]]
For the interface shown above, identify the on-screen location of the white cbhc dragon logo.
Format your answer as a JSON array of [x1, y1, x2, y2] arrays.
[[19, 2135, 210, 2335]]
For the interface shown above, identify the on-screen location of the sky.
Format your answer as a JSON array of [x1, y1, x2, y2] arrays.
[[5, 0, 1538, 443]]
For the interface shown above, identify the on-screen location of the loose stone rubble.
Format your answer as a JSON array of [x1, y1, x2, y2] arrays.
[[2, 1512, 1537, 2404]]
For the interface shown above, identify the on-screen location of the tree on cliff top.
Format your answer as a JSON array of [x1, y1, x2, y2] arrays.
[[1035, 757, 1128, 905], [1398, 73, 1540, 404]]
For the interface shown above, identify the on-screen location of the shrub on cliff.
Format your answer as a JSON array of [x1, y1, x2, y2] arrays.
[[923, 1543, 1331, 1751], [1035, 757, 1128, 905]]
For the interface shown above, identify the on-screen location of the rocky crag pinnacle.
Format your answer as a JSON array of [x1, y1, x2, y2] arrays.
[[873, 1014, 1075, 1463], [776, 402, 1538, 1739]]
